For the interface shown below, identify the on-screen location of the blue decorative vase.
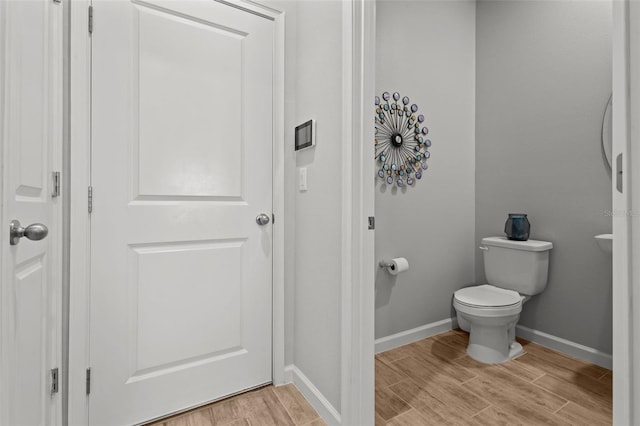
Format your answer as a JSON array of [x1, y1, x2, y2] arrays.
[[504, 214, 530, 241]]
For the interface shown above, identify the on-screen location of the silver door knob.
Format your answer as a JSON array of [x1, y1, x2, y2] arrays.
[[256, 213, 270, 226], [10, 220, 48, 246]]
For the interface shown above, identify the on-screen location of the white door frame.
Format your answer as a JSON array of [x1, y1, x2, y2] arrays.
[[67, 1, 285, 423], [613, 0, 640, 424], [340, 1, 376, 425]]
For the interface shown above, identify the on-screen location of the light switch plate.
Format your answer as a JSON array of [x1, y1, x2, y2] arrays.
[[299, 167, 308, 191]]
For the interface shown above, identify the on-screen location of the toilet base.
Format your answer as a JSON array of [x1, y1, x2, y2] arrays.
[[464, 313, 521, 364], [509, 341, 524, 359]]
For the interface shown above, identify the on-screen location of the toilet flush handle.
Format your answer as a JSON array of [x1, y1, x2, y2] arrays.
[[479, 245, 489, 251]]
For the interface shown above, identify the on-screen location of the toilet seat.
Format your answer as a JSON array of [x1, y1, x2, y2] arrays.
[[454, 284, 522, 317], [454, 284, 521, 307]]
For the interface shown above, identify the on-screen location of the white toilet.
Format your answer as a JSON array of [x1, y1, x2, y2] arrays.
[[453, 236, 553, 364]]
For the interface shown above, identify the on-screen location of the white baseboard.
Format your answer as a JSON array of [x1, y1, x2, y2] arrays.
[[516, 325, 612, 370], [283, 365, 342, 425], [374, 318, 456, 354]]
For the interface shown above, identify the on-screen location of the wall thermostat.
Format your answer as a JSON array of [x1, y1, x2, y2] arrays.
[[295, 119, 315, 151]]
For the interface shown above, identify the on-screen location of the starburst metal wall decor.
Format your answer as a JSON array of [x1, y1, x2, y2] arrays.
[[375, 92, 431, 187]]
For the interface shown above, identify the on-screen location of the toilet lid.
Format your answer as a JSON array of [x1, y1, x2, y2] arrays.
[[454, 284, 521, 308]]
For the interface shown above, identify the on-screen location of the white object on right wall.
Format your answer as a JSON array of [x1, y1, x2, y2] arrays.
[[594, 233, 613, 254], [601, 94, 612, 170]]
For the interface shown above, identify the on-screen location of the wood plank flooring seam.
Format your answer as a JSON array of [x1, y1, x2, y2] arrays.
[[469, 404, 494, 418], [598, 370, 612, 381], [378, 355, 412, 370], [271, 386, 298, 425], [552, 400, 571, 415], [451, 376, 495, 415], [300, 418, 324, 426], [382, 383, 415, 410], [531, 371, 612, 401], [516, 342, 608, 380], [528, 376, 573, 409], [531, 376, 613, 416], [516, 367, 546, 383], [431, 337, 471, 360], [376, 384, 413, 421], [459, 375, 479, 385]]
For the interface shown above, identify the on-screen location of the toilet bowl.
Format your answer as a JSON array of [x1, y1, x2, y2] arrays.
[[454, 284, 524, 363], [453, 237, 553, 364]]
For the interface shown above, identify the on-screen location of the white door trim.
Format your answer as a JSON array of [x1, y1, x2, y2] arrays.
[[67, 1, 285, 423], [613, 0, 640, 424], [340, 1, 376, 425], [629, 1, 640, 419], [67, 2, 91, 424], [0, 3, 5, 418]]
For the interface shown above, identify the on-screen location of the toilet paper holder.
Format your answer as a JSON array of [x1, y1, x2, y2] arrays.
[[379, 258, 409, 275]]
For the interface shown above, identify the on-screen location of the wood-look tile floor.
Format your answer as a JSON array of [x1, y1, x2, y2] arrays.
[[376, 329, 612, 426], [147, 384, 326, 426]]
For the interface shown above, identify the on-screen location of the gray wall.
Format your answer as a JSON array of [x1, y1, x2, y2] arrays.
[[375, 0, 477, 340], [266, 0, 344, 413], [475, 0, 613, 353], [293, 0, 344, 412]]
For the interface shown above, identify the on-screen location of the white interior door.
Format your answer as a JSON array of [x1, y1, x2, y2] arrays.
[[0, 0, 63, 425], [89, 1, 274, 424]]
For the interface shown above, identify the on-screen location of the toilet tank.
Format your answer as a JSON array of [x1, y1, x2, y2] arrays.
[[481, 236, 553, 296]]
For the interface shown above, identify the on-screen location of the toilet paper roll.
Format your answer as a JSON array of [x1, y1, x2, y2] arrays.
[[387, 257, 409, 275]]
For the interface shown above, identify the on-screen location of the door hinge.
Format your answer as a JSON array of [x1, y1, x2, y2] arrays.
[[50, 368, 59, 395], [88, 6, 93, 34], [52, 171, 61, 198], [86, 368, 91, 395], [368, 216, 375, 230], [272, 213, 275, 224], [88, 186, 93, 213]]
